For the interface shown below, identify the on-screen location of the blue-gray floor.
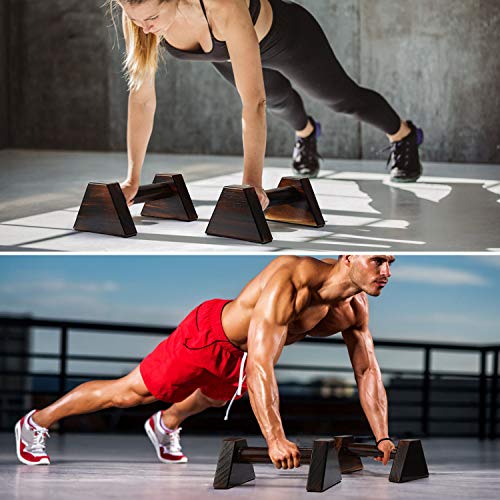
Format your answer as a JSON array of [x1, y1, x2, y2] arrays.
[[1, 150, 499, 252], [1, 433, 499, 500]]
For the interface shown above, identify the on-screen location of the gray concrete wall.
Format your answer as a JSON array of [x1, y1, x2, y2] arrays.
[[0, 0, 8, 149], [8, 0, 112, 150], [6, 0, 500, 163], [360, 0, 500, 163]]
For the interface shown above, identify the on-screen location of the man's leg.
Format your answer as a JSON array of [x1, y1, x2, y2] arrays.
[[161, 389, 227, 429], [33, 365, 156, 428], [144, 389, 227, 464], [15, 366, 156, 465]]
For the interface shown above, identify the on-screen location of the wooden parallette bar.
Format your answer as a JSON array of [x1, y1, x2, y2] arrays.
[[213, 438, 341, 493], [334, 435, 429, 483], [206, 176, 325, 244], [74, 173, 197, 237]]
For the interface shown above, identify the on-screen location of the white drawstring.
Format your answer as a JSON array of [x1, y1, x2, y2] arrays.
[[224, 352, 247, 421]]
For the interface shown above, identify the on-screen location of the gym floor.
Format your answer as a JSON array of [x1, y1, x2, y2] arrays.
[[1, 150, 499, 253], [1, 433, 499, 499]]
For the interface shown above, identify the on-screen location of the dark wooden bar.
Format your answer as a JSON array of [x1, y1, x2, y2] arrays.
[[133, 182, 174, 204], [237, 446, 313, 464], [266, 186, 302, 208], [346, 443, 397, 459]]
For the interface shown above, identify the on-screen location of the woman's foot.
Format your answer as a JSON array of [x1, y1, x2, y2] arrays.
[[292, 117, 322, 178], [387, 121, 424, 183]]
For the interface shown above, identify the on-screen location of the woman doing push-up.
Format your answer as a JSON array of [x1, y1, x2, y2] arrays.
[[115, 0, 424, 209]]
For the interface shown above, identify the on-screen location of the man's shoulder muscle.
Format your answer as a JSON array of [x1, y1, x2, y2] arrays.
[[265, 256, 326, 286], [347, 293, 370, 331]]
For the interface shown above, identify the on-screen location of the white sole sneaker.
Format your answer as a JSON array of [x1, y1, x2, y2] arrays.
[[144, 418, 188, 464], [15, 420, 50, 466]]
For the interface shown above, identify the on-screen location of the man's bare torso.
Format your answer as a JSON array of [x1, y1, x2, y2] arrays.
[[222, 256, 367, 351]]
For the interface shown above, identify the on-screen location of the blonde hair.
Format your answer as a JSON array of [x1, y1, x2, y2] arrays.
[[107, 0, 167, 92]]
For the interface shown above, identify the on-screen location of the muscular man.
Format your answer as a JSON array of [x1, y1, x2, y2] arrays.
[[16, 255, 396, 468]]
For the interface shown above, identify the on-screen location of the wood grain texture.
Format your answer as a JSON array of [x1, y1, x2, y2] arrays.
[[205, 185, 272, 243], [206, 177, 325, 243], [389, 439, 429, 483], [213, 438, 255, 490], [306, 439, 342, 493], [141, 174, 198, 221], [74, 173, 196, 237], [265, 177, 326, 227], [73, 182, 136, 237]]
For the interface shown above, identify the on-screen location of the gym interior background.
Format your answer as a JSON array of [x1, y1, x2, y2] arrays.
[[1, 0, 500, 163], [1, 254, 499, 440]]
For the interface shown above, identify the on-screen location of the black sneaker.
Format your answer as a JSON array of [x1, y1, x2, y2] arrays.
[[292, 117, 322, 178], [387, 121, 424, 183]]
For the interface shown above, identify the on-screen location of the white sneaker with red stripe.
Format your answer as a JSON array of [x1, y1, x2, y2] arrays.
[[15, 410, 51, 466], [144, 411, 188, 464]]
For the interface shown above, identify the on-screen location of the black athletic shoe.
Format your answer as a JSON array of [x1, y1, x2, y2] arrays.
[[386, 121, 424, 183], [292, 117, 322, 178]]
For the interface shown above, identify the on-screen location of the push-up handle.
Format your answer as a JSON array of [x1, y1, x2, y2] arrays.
[[206, 177, 326, 244], [74, 173, 197, 238], [334, 435, 429, 483], [213, 438, 341, 493]]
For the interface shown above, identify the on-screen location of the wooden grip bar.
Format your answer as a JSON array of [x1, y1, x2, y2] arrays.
[[134, 182, 174, 204], [236, 443, 396, 464], [237, 447, 313, 464], [346, 443, 397, 459], [265, 186, 302, 208]]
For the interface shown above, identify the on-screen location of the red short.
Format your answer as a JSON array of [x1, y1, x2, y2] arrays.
[[140, 299, 247, 403]]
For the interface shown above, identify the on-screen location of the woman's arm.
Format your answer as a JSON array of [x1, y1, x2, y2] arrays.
[[209, 0, 269, 208], [121, 76, 157, 205], [120, 10, 158, 205]]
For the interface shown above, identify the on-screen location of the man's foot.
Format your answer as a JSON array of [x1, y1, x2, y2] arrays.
[[144, 410, 188, 464], [387, 121, 424, 183], [292, 116, 322, 178], [15, 410, 51, 465]]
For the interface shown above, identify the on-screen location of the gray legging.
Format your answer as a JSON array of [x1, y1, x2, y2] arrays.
[[213, 0, 401, 134]]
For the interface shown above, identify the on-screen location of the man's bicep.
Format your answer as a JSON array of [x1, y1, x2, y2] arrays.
[[247, 273, 296, 366]]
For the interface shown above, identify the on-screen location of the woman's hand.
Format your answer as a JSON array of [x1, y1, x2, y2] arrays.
[[120, 179, 139, 207], [254, 186, 269, 210]]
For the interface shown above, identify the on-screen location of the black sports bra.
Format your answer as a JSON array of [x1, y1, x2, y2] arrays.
[[162, 0, 261, 62]]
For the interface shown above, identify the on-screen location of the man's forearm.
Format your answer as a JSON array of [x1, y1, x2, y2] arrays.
[[246, 365, 286, 443], [356, 369, 389, 441]]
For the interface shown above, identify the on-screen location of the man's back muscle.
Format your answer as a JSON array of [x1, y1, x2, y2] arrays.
[[222, 256, 368, 349]]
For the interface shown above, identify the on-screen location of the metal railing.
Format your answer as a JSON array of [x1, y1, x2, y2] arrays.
[[0, 315, 498, 438]]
